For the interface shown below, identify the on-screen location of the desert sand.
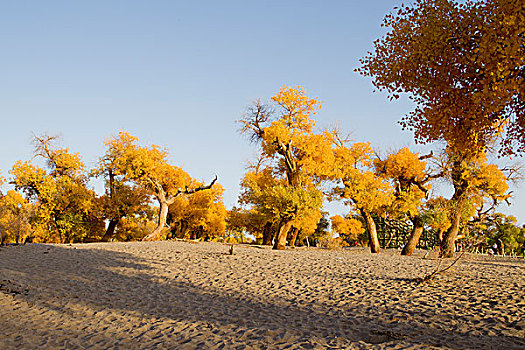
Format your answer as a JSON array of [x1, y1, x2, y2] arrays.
[[0, 241, 523, 349]]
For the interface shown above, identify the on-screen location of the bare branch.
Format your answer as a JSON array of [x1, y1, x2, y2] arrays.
[[416, 252, 465, 283], [246, 154, 270, 174], [500, 162, 525, 184], [238, 100, 274, 143], [181, 175, 218, 196], [328, 125, 353, 147], [419, 150, 433, 160], [32, 133, 59, 162]]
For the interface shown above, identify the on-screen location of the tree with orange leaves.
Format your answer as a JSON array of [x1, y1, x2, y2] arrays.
[[436, 149, 510, 256], [11, 134, 102, 243], [238, 166, 323, 249], [359, 0, 524, 157], [239, 86, 331, 249], [104, 132, 217, 241], [330, 215, 365, 243], [374, 148, 433, 255], [0, 190, 33, 245], [329, 141, 395, 253], [92, 137, 153, 242], [167, 182, 227, 240], [358, 0, 520, 256]]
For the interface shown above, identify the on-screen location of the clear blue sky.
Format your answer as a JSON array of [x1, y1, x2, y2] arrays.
[[0, 1, 522, 224]]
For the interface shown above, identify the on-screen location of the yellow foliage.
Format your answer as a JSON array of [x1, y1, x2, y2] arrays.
[[293, 208, 323, 236], [105, 132, 193, 199], [239, 168, 323, 234], [359, 0, 524, 156], [168, 182, 227, 239], [425, 196, 452, 232], [330, 215, 365, 240], [10, 137, 102, 243], [447, 151, 510, 203], [114, 216, 156, 242], [330, 142, 394, 213], [375, 148, 427, 183], [238, 87, 331, 245], [271, 85, 321, 134], [375, 147, 430, 218], [0, 190, 33, 244]]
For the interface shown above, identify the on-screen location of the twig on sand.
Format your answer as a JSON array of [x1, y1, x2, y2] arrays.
[[415, 252, 465, 283], [229, 244, 234, 255]]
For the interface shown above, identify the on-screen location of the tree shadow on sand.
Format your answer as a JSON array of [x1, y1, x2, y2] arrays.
[[1, 243, 524, 349]]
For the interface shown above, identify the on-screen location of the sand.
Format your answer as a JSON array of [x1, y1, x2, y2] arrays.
[[0, 241, 523, 349]]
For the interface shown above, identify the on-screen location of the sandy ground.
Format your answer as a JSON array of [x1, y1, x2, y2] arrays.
[[0, 241, 523, 349]]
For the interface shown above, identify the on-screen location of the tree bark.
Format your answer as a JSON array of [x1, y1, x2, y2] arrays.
[[289, 227, 300, 247], [100, 219, 120, 242], [262, 221, 273, 245], [273, 219, 293, 250], [440, 160, 469, 258], [101, 219, 119, 242], [180, 220, 190, 239], [440, 202, 464, 258], [361, 209, 380, 253], [437, 230, 444, 247], [497, 238, 505, 256], [143, 199, 169, 241], [401, 216, 425, 256], [142, 176, 217, 242], [441, 196, 467, 256]]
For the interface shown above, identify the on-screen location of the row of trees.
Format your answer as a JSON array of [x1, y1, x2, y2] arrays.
[[234, 86, 521, 257], [0, 112, 522, 256], [234, 0, 525, 257], [0, 133, 224, 245], [1, 0, 523, 258], [358, 0, 524, 257]]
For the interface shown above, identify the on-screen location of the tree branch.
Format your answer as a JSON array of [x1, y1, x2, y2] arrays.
[[168, 176, 218, 204]]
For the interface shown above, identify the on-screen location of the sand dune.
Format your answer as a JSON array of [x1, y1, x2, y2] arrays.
[[0, 241, 523, 349]]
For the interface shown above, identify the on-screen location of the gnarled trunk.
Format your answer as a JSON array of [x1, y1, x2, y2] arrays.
[[361, 209, 380, 253], [143, 176, 217, 242], [273, 219, 293, 250], [262, 221, 273, 245], [440, 159, 469, 258], [440, 200, 465, 258], [143, 199, 169, 241], [101, 219, 119, 242], [401, 216, 424, 256], [289, 227, 300, 247]]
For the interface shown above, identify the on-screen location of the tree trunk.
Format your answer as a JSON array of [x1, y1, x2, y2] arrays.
[[101, 219, 119, 242], [497, 238, 505, 256], [437, 230, 444, 246], [262, 221, 273, 245], [167, 221, 180, 239], [361, 209, 380, 253], [441, 160, 469, 258], [273, 219, 293, 250], [289, 227, 300, 247], [401, 216, 424, 256], [180, 221, 190, 239], [440, 193, 467, 258], [440, 204, 464, 258], [143, 199, 169, 241], [142, 177, 217, 242]]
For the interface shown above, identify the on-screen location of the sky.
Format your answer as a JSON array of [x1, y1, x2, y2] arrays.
[[0, 0, 523, 225]]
